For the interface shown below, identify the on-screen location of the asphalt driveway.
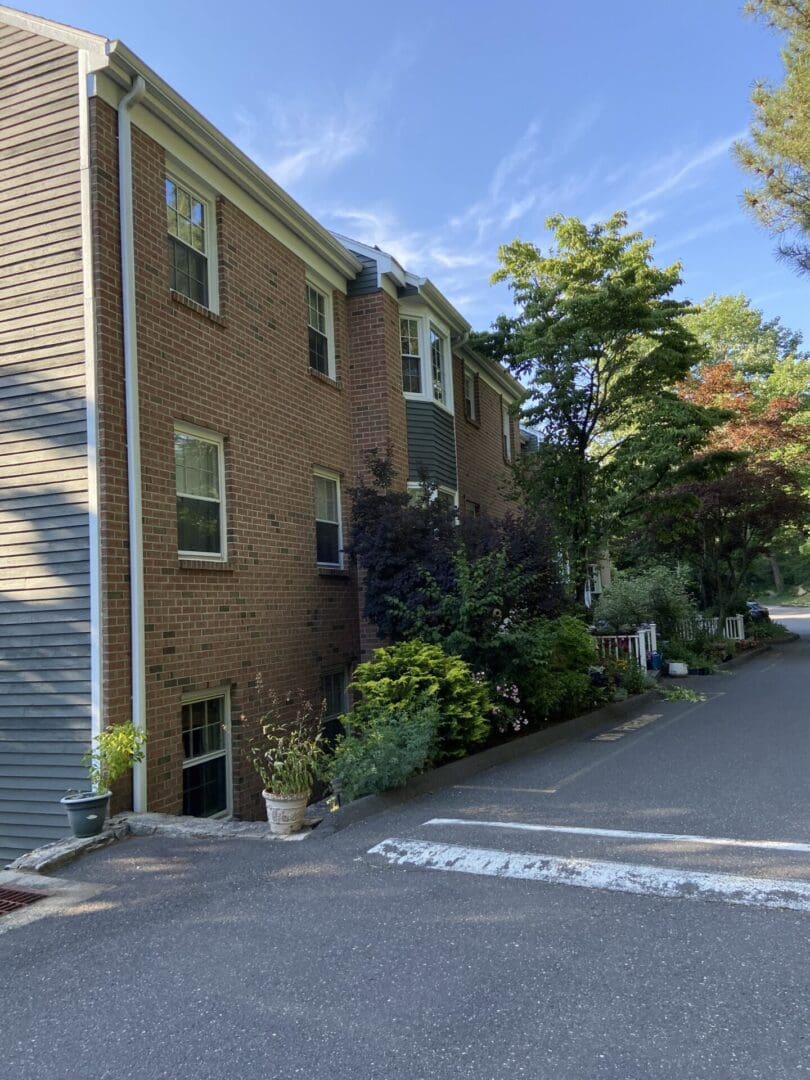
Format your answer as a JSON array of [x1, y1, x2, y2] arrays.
[[2, 614, 809, 1079]]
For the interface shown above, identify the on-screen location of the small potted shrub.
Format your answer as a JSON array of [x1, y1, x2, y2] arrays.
[[248, 692, 324, 835], [61, 722, 146, 838]]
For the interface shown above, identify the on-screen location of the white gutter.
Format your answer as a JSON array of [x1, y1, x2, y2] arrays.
[[118, 74, 148, 812], [78, 50, 103, 743]]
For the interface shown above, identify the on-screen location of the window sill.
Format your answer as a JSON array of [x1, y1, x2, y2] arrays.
[[464, 415, 481, 428], [308, 367, 342, 390], [317, 565, 350, 579], [170, 290, 227, 327], [178, 558, 233, 571]]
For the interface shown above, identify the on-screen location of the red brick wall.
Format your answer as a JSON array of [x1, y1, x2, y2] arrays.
[[91, 99, 360, 818], [453, 354, 519, 520], [345, 289, 408, 656]]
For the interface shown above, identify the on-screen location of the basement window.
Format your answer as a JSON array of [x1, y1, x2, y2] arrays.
[[181, 692, 231, 818]]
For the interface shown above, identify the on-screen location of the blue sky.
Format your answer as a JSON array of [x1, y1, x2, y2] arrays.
[[25, 0, 810, 341]]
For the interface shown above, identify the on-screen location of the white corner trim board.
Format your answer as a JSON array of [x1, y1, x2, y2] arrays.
[[367, 838, 810, 913], [423, 819, 810, 855]]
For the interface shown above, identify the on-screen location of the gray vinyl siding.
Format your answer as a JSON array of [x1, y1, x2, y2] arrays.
[[0, 24, 91, 864], [406, 400, 458, 490], [346, 255, 378, 297]]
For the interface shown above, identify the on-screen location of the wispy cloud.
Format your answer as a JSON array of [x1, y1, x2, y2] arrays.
[[235, 98, 372, 186], [232, 44, 413, 189], [627, 131, 745, 210]]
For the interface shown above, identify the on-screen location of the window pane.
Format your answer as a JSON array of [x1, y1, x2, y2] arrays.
[[402, 354, 421, 394], [315, 475, 338, 522], [175, 433, 220, 498], [431, 329, 445, 403], [177, 496, 221, 554], [400, 318, 419, 356], [316, 520, 340, 565], [307, 284, 327, 333], [309, 327, 329, 374], [183, 755, 227, 817], [322, 671, 346, 719], [168, 236, 209, 307]]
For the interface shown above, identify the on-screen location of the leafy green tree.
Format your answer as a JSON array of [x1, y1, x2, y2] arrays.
[[681, 292, 804, 375], [735, 0, 810, 272], [473, 212, 719, 599]]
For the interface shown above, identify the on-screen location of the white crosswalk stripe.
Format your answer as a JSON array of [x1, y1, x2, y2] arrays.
[[367, 837, 810, 913]]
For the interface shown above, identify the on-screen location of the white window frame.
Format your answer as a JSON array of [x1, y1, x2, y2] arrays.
[[502, 401, 513, 463], [407, 481, 459, 509], [306, 275, 336, 379], [314, 468, 344, 568], [321, 667, 348, 721], [181, 687, 232, 819], [399, 309, 454, 414], [400, 316, 422, 395], [463, 367, 477, 422], [175, 422, 227, 562], [165, 162, 219, 313]]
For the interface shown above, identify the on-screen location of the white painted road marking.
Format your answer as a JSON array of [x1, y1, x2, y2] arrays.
[[423, 818, 810, 855], [367, 838, 810, 912], [591, 713, 662, 741]]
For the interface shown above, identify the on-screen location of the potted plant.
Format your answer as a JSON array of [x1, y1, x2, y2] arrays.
[[61, 722, 146, 838], [248, 695, 324, 835]]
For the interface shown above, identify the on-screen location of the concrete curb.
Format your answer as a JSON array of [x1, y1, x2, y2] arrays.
[[314, 688, 662, 837]]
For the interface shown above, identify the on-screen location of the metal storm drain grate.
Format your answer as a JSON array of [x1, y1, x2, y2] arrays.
[[0, 886, 47, 916]]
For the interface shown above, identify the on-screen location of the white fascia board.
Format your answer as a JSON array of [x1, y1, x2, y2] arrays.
[[87, 42, 362, 286], [0, 5, 108, 54], [332, 233, 408, 288], [458, 343, 525, 404], [407, 277, 471, 341]]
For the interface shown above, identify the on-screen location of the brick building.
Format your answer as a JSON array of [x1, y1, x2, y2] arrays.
[[0, 7, 524, 861]]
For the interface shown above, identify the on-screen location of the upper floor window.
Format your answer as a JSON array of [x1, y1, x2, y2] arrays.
[[401, 317, 422, 394], [307, 282, 335, 378], [175, 424, 226, 559], [463, 369, 477, 422], [430, 327, 446, 404], [166, 176, 211, 308], [502, 402, 513, 463], [314, 470, 343, 567]]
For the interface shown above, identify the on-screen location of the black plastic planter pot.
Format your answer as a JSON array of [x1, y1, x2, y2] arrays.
[[60, 791, 111, 838]]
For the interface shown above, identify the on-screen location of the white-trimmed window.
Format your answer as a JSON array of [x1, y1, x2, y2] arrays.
[[181, 690, 231, 818], [400, 317, 422, 394], [463, 368, 477, 422], [307, 281, 334, 377], [166, 175, 216, 309], [321, 669, 348, 722], [430, 327, 447, 404], [175, 424, 226, 559], [314, 470, 343, 567], [502, 401, 513, 463]]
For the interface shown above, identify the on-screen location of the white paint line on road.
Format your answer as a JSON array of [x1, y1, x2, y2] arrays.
[[591, 712, 663, 741], [368, 838, 810, 913], [423, 818, 810, 855]]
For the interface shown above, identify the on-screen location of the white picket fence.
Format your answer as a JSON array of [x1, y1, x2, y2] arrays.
[[594, 623, 657, 668], [677, 614, 746, 642]]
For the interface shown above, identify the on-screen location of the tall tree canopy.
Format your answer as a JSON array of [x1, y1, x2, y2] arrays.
[[473, 212, 720, 599], [735, 0, 810, 272]]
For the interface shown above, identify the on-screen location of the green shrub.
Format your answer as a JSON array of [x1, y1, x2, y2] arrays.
[[595, 565, 696, 637], [329, 697, 440, 802], [621, 659, 655, 695], [750, 619, 792, 639], [505, 615, 599, 722], [350, 640, 491, 760], [663, 640, 717, 671], [84, 722, 146, 794]]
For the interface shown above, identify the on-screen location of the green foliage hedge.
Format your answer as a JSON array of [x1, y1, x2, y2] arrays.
[[350, 640, 491, 761]]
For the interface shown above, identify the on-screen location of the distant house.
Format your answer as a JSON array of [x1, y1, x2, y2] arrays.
[[0, 6, 524, 861]]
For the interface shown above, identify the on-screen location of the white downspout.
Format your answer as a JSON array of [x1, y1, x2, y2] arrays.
[[118, 74, 148, 812]]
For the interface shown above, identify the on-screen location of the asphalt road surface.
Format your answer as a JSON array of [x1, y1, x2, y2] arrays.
[[3, 611, 809, 1079]]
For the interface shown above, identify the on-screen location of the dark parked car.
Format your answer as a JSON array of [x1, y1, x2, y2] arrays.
[[746, 600, 771, 622]]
